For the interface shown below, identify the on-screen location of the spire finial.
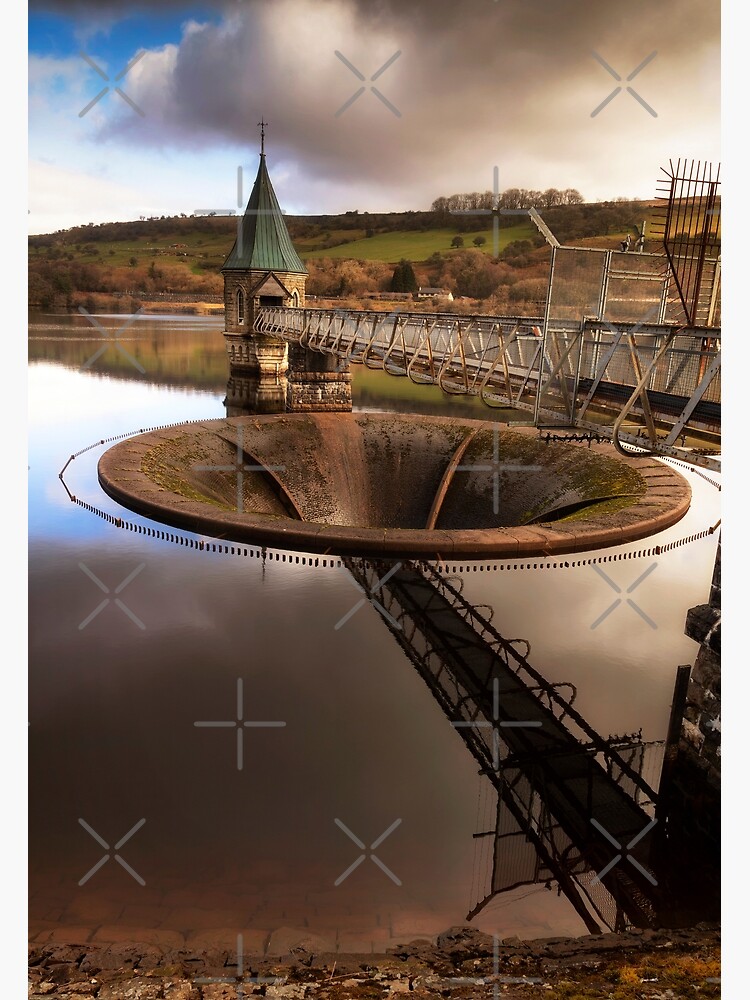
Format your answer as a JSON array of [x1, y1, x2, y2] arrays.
[[257, 118, 268, 156]]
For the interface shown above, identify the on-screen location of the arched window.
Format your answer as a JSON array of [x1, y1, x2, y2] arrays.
[[291, 289, 300, 308], [237, 288, 245, 325]]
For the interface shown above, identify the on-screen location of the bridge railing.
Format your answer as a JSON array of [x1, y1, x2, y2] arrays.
[[254, 305, 720, 468]]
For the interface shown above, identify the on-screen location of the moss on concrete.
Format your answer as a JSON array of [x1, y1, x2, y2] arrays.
[[99, 413, 691, 558]]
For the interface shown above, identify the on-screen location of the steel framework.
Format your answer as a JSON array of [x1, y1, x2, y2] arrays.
[[252, 306, 720, 470], [652, 159, 721, 327]]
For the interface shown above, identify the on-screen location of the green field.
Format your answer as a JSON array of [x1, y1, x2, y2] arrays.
[[301, 223, 537, 262]]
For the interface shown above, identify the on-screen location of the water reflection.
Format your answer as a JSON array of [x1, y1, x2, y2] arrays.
[[29, 314, 720, 949], [225, 374, 287, 415], [347, 559, 719, 933]]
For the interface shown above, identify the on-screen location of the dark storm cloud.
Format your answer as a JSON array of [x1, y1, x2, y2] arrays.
[[38, 0, 720, 207]]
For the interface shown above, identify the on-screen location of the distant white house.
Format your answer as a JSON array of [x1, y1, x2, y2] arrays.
[[416, 286, 454, 301]]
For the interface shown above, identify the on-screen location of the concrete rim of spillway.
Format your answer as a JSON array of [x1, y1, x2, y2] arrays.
[[97, 413, 691, 559]]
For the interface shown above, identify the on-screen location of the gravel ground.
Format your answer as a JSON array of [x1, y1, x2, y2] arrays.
[[28, 924, 721, 999]]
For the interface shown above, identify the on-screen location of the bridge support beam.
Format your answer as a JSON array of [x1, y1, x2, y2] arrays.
[[286, 344, 352, 412]]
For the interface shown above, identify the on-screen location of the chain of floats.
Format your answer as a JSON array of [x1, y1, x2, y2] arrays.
[[59, 420, 721, 576]]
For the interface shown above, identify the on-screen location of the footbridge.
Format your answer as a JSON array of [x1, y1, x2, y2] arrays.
[[347, 559, 716, 933], [250, 305, 720, 471]]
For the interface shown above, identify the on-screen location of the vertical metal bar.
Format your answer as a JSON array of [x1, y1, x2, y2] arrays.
[[626, 333, 658, 443], [658, 271, 670, 324], [691, 178, 718, 324], [457, 320, 469, 391], [707, 258, 721, 326], [534, 245, 557, 425], [598, 251, 612, 320], [570, 319, 587, 424]]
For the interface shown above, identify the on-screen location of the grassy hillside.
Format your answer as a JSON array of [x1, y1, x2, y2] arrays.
[[300, 223, 536, 262], [28, 200, 676, 311]]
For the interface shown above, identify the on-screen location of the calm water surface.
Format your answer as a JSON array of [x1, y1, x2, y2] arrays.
[[29, 312, 721, 949]]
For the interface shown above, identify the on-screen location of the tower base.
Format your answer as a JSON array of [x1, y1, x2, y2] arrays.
[[286, 370, 353, 412], [224, 333, 288, 377]]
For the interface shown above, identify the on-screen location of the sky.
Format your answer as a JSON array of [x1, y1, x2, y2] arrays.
[[28, 0, 721, 234]]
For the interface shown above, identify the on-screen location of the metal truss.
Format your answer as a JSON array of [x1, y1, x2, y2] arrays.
[[653, 159, 721, 326], [254, 306, 720, 470]]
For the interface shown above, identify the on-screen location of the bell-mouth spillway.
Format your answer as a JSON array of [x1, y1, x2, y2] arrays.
[[97, 413, 691, 558]]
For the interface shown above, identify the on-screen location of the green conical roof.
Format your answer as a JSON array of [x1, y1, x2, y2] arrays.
[[222, 155, 307, 274]]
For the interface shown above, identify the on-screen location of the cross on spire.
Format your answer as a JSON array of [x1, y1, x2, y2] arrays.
[[258, 118, 268, 155]]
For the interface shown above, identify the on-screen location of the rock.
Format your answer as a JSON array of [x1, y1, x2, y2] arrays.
[[45, 946, 87, 966], [266, 928, 335, 958], [97, 978, 165, 999], [163, 986, 199, 1000], [265, 985, 308, 999], [389, 980, 411, 994], [435, 926, 493, 959]]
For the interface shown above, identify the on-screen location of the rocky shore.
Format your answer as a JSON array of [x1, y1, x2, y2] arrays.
[[29, 924, 720, 999]]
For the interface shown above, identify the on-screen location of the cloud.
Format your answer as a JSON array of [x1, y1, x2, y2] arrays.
[[30, 0, 720, 219], [29, 160, 171, 233]]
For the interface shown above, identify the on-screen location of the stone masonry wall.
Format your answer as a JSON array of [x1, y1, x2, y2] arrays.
[[223, 270, 307, 334], [681, 537, 721, 781], [286, 371, 353, 412]]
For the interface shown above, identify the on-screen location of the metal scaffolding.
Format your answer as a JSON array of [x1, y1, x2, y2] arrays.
[[254, 306, 720, 469]]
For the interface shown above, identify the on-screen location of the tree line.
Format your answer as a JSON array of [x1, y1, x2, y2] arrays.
[[431, 188, 584, 214]]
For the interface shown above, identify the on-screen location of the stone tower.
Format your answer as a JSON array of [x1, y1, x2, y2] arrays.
[[222, 131, 307, 379], [222, 128, 352, 413]]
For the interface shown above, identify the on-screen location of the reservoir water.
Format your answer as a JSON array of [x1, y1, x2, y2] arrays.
[[29, 311, 720, 950]]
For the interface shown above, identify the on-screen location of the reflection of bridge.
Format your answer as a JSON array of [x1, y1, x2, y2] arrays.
[[252, 306, 720, 470], [347, 560, 718, 933]]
